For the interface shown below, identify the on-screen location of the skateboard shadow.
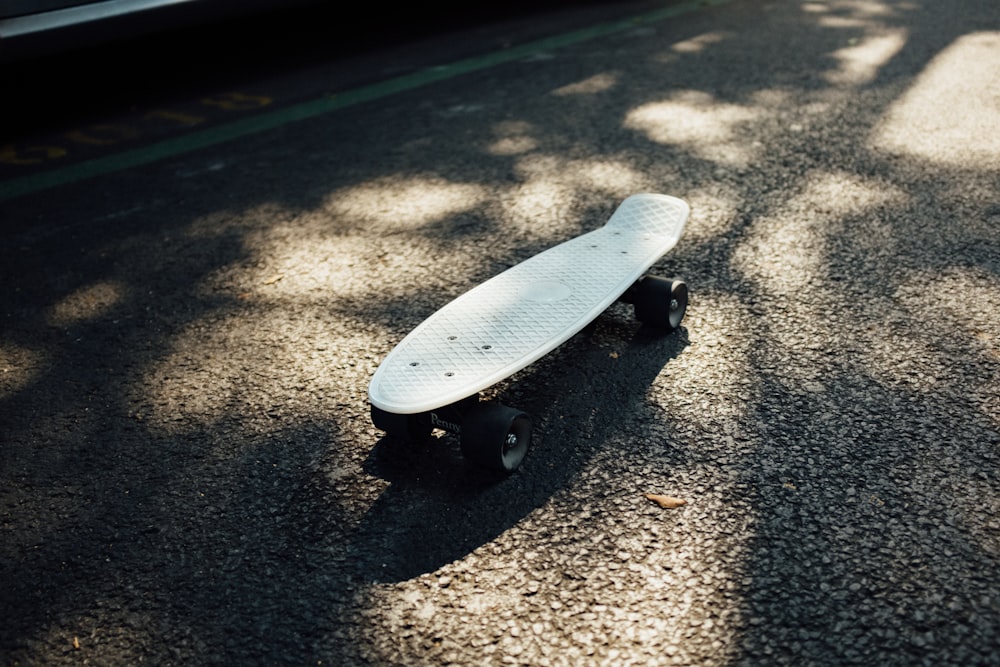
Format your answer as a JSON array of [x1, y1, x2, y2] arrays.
[[353, 307, 689, 583]]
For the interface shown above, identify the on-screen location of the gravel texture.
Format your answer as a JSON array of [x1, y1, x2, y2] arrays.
[[2, 0, 999, 664]]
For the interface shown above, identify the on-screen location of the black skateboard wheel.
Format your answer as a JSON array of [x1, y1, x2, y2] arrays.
[[460, 403, 532, 473], [633, 275, 688, 331]]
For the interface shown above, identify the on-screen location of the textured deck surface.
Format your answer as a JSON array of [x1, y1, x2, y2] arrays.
[[368, 194, 689, 413]]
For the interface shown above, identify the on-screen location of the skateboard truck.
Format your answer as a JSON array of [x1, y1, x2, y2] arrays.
[[619, 275, 689, 330], [371, 395, 532, 473]]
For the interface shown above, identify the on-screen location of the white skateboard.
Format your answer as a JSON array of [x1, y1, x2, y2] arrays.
[[368, 193, 690, 472]]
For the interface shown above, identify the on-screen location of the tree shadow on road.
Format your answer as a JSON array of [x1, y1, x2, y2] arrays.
[[354, 316, 690, 583]]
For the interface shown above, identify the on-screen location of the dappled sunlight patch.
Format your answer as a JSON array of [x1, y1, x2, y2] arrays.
[[731, 171, 908, 385], [565, 160, 653, 195], [872, 31, 1000, 167], [205, 233, 398, 302], [732, 170, 906, 296], [803, 0, 909, 27], [823, 29, 908, 86], [671, 31, 732, 54], [487, 136, 539, 156], [0, 342, 46, 400], [623, 91, 762, 167], [250, 235, 380, 300], [502, 174, 571, 234], [747, 87, 796, 109], [195, 208, 489, 306], [682, 183, 744, 243], [550, 72, 619, 96], [731, 202, 821, 296], [47, 280, 126, 328], [183, 201, 293, 239], [511, 155, 651, 192], [356, 576, 526, 664], [794, 170, 908, 216], [136, 310, 378, 436], [486, 120, 539, 156], [503, 155, 654, 235], [324, 176, 488, 232]]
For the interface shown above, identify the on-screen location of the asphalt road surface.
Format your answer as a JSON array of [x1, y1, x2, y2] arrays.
[[2, 0, 999, 664]]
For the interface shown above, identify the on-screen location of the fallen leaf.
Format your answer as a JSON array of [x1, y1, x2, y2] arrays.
[[645, 493, 687, 509], [263, 274, 284, 285]]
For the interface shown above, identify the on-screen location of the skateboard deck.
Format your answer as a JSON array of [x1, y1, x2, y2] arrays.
[[368, 193, 689, 472]]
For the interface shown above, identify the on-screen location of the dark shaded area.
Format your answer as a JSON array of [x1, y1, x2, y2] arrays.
[[359, 319, 689, 582], [1, 0, 661, 141]]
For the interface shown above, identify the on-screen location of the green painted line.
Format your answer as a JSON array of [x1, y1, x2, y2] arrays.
[[0, 0, 729, 203]]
